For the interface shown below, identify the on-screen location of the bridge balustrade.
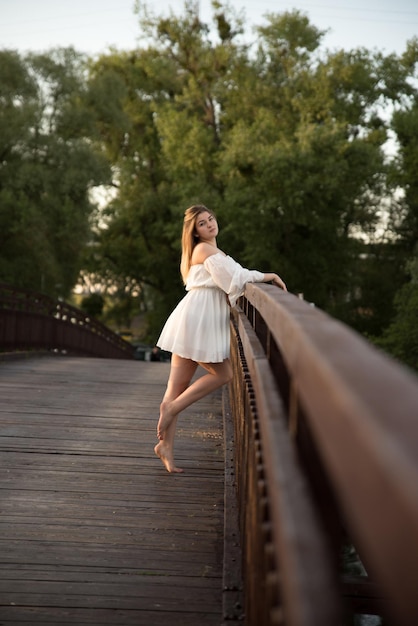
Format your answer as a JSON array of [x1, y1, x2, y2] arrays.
[[0, 284, 133, 359], [228, 284, 418, 626]]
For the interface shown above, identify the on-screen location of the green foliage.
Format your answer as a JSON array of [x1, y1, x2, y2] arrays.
[[0, 48, 110, 297], [80, 292, 105, 318], [390, 100, 418, 251], [80, 3, 418, 341], [374, 255, 418, 372]]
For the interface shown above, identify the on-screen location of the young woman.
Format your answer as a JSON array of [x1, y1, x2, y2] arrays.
[[155, 204, 287, 472]]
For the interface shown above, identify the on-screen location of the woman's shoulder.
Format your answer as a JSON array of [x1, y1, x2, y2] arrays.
[[191, 243, 225, 265]]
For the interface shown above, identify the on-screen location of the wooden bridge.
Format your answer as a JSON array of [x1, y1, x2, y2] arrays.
[[0, 355, 228, 625], [1, 283, 418, 626]]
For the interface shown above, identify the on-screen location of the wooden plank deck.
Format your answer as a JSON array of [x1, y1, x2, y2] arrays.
[[0, 355, 227, 625]]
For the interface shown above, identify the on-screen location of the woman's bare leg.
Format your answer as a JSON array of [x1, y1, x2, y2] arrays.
[[157, 355, 233, 441], [154, 356, 198, 473]]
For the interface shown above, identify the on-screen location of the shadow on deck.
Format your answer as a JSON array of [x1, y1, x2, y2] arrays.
[[0, 355, 237, 625]]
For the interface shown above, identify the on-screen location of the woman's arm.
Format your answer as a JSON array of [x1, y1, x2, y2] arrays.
[[203, 254, 287, 306], [193, 245, 286, 291]]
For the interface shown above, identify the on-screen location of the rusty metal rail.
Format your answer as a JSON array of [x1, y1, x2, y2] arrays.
[[0, 284, 133, 359], [229, 284, 418, 626]]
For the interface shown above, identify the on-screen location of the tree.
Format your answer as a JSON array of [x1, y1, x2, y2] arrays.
[[389, 40, 418, 255], [80, 292, 105, 318], [85, 2, 243, 337], [0, 48, 110, 297], [363, 39, 418, 357], [82, 3, 417, 342], [216, 11, 395, 321], [376, 252, 418, 372]]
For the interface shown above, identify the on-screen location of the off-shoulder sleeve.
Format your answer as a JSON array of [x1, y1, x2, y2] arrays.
[[204, 254, 264, 307]]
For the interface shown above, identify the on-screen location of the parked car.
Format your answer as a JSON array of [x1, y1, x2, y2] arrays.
[[133, 343, 152, 361]]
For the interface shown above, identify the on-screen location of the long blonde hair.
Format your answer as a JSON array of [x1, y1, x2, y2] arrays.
[[180, 204, 216, 284]]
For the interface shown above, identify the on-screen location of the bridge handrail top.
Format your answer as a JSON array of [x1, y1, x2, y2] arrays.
[[244, 283, 418, 464]]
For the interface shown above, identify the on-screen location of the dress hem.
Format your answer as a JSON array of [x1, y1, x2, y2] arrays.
[[156, 345, 230, 364]]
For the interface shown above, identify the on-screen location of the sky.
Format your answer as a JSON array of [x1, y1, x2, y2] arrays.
[[0, 0, 417, 57]]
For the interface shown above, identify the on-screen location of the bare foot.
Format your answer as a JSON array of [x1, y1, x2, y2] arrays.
[[154, 442, 184, 474], [157, 401, 176, 440]]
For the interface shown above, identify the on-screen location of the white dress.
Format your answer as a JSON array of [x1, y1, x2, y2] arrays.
[[157, 252, 264, 363]]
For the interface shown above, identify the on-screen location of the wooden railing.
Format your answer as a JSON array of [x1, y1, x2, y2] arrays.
[[228, 283, 418, 626], [0, 284, 134, 360]]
